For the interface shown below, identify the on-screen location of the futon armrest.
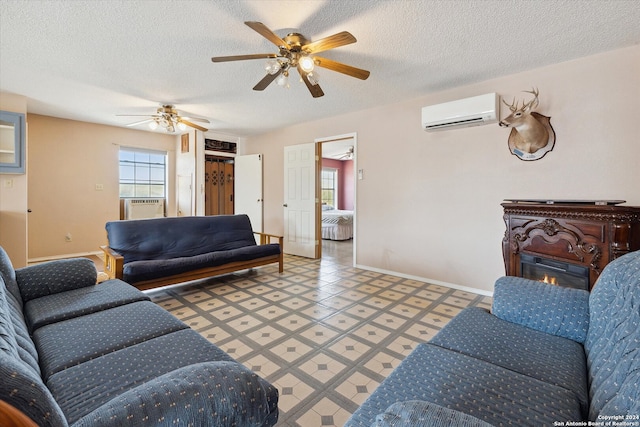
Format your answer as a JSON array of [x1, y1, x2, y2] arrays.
[[73, 361, 278, 427], [15, 258, 97, 302], [372, 400, 494, 427], [492, 276, 590, 343], [253, 231, 283, 246], [100, 245, 124, 280], [254, 232, 284, 274]]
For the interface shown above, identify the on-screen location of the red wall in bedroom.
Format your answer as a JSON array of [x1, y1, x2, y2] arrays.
[[322, 158, 354, 210]]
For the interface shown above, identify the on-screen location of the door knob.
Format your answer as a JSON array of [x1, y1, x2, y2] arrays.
[[283, 204, 288, 207]]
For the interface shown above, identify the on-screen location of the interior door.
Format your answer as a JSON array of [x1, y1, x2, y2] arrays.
[[177, 174, 193, 216], [283, 143, 317, 258], [205, 156, 234, 216], [234, 154, 263, 233]]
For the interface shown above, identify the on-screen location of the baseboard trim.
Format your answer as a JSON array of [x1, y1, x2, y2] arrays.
[[354, 263, 494, 297], [28, 251, 103, 264]]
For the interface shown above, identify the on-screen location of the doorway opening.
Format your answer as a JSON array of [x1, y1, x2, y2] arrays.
[[316, 133, 357, 266]]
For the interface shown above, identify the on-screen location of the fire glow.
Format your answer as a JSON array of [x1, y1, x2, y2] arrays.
[[540, 274, 558, 285]]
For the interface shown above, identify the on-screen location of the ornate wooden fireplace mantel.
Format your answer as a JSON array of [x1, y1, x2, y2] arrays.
[[502, 200, 640, 290]]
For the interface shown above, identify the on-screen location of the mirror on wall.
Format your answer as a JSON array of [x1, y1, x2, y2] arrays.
[[0, 111, 25, 174]]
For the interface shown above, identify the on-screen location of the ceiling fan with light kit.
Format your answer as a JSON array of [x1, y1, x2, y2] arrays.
[[211, 21, 370, 98], [117, 105, 210, 132], [338, 146, 354, 160]]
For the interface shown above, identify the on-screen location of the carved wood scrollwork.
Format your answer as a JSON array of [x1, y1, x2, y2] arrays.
[[513, 218, 602, 273]]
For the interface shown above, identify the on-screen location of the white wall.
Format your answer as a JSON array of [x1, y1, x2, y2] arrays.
[[243, 45, 640, 294]]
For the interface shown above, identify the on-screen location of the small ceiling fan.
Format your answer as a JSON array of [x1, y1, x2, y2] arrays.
[[338, 146, 354, 160], [211, 21, 370, 98], [117, 105, 209, 132]]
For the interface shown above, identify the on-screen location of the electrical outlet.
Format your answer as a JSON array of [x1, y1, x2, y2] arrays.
[[95, 184, 104, 191], [65, 233, 72, 242]]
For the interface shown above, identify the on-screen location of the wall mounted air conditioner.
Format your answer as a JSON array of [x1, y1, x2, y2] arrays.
[[422, 93, 499, 131], [124, 198, 165, 220]]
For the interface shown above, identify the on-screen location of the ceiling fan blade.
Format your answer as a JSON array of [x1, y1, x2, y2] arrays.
[[125, 118, 154, 127], [297, 66, 324, 98], [253, 69, 282, 91], [179, 119, 208, 132], [302, 31, 356, 54], [245, 21, 291, 50], [182, 117, 210, 123], [211, 53, 277, 62], [314, 56, 370, 80], [116, 114, 156, 117]]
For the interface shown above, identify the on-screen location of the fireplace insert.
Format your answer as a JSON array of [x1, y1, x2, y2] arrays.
[[520, 254, 590, 291]]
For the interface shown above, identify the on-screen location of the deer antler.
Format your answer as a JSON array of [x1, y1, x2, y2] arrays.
[[522, 87, 539, 111], [503, 97, 519, 112]]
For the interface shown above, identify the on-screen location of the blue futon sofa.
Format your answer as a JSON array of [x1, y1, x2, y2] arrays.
[[102, 214, 283, 290], [0, 246, 279, 426], [346, 249, 640, 426]]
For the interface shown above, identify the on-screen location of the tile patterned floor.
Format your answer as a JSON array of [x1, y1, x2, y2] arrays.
[[147, 240, 492, 427]]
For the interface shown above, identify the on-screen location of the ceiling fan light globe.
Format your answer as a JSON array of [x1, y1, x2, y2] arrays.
[[299, 56, 315, 72], [265, 60, 280, 75], [148, 121, 159, 130], [177, 122, 187, 131], [276, 73, 289, 87]]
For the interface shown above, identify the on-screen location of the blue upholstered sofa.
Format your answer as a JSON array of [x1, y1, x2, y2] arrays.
[[101, 214, 283, 290], [0, 246, 279, 426], [346, 249, 640, 426]]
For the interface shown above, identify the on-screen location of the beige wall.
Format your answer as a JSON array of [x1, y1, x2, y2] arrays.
[[244, 45, 640, 294], [0, 93, 28, 267], [27, 114, 178, 260]]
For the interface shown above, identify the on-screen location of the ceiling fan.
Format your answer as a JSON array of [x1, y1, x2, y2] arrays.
[[211, 21, 370, 98], [117, 105, 210, 132], [338, 146, 354, 160]]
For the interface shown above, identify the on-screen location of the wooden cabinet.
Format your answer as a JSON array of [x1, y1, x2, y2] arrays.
[[502, 202, 640, 290]]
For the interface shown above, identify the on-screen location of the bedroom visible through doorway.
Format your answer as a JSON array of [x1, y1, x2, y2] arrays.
[[317, 133, 356, 265]]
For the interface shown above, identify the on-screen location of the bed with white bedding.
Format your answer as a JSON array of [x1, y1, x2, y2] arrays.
[[321, 206, 353, 240]]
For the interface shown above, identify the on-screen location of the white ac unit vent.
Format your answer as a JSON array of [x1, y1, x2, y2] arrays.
[[422, 93, 499, 131], [124, 198, 165, 220]]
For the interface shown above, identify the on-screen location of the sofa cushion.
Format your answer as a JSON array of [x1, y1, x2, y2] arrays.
[[429, 306, 589, 417], [1, 275, 41, 376], [344, 343, 584, 427], [46, 328, 237, 425], [373, 400, 494, 427], [492, 276, 590, 343], [585, 250, 640, 420], [15, 258, 98, 302], [105, 214, 260, 263], [72, 361, 279, 427], [24, 279, 149, 332], [34, 300, 189, 380], [597, 369, 640, 420], [122, 243, 281, 283], [0, 350, 68, 427], [0, 245, 22, 305]]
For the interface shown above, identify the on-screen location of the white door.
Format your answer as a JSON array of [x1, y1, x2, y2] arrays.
[[234, 154, 263, 233], [284, 143, 317, 258], [177, 174, 193, 216]]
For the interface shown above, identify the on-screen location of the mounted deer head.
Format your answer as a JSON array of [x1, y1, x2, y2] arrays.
[[499, 88, 555, 161]]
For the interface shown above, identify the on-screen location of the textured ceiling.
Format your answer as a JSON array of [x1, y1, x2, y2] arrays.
[[1, 0, 639, 137]]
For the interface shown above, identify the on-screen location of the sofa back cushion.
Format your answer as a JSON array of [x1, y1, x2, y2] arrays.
[[585, 249, 640, 420], [106, 214, 257, 263], [0, 245, 22, 305], [1, 276, 67, 426]]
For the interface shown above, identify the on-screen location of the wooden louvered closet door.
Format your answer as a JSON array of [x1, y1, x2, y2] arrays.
[[205, 156, 234, 216]]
